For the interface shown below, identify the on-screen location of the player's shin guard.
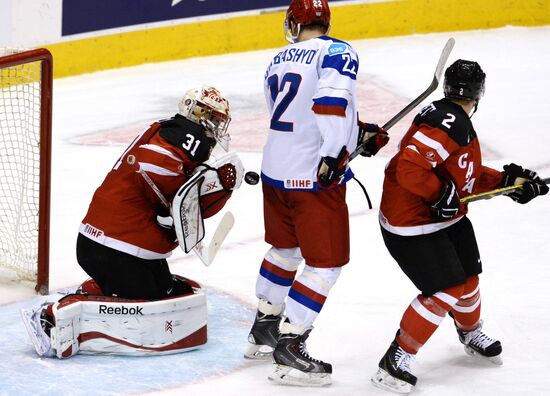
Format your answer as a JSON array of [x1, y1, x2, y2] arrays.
[[450, 275, 481, 331], [255, 247, 302, 306], [267, 266, 340, 386], [450, 276, 502, 364], [396, 283, 465, 354], [285, 265, 341, 328], [247, 247, 301, 359]]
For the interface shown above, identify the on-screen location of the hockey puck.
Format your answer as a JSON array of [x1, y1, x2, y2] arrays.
[[244, 171, 260, 185]]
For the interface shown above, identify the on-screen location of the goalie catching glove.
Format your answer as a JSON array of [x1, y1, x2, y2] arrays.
[[502, 163, 549, 204], [357, 121, 389, 157], [198, 151, 243, 214], [172, 151, 243, 253]]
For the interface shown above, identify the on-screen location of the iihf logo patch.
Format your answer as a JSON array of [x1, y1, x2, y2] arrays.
[[425, 151, 436, 161]]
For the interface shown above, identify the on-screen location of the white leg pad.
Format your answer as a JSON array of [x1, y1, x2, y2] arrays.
[[47, 286, 207, 358]]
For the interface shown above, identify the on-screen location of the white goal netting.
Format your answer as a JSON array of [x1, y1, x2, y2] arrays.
[[0, 48, 43, 284]]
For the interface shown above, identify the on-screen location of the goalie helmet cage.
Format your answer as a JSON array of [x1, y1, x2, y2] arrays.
[[0, 48, 52, 294]]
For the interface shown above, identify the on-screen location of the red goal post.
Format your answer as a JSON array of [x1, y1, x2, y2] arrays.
[[0, 48, 52, 294]]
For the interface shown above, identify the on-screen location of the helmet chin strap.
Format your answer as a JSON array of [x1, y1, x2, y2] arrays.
[[285, 22, 301, 44], [470, 98, 480, 118]]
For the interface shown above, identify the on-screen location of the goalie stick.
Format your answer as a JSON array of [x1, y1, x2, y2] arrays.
[[193, 211, 235, 266], [130, 158, 234, 266], [350, 37, 455, 161], [461, 177, 550, 203]]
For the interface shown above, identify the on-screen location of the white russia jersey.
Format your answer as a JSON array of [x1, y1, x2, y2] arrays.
[[261, 36, 360, 190]]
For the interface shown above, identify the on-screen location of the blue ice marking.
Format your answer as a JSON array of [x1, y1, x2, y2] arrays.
[[0, 290, 254, 395]]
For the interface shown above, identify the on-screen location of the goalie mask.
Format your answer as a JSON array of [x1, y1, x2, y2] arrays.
[[178, 86, 231, 151], [284, 0, 331, 44]]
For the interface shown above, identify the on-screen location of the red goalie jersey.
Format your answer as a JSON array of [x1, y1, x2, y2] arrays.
[[380, 98, 503, 235], [80, 115, 228, 259]]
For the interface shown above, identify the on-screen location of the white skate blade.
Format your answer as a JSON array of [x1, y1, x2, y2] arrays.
[[244, 342, 274, 360], [464, 345, 503, 365], [20, 308, 54, 357], [268, 364, 332, 387], [371, 367, 414, 394]]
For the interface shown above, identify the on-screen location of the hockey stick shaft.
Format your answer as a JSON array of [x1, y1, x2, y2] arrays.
[[350, 38, 455, 161], [461, 177, 550, 203], [136, 165, 170, 208]]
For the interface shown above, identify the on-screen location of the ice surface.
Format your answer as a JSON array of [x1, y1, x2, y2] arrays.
[[1, 26, 549, 396]]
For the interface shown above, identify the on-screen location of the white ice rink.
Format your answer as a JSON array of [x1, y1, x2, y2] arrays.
[[1, 26, 549, 395]]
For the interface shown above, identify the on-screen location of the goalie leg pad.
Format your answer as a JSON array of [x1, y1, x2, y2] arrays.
[[43, 281, 207, 358]]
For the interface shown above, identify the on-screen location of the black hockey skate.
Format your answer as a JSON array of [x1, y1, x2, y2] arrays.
[[371, 340, 417, 394], [244, 307, 282, 360], [456, 322, 503, 365], [269, 328, 332, 387]]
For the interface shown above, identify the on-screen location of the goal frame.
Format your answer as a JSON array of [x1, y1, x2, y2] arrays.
[[0, 48, 52, 294]]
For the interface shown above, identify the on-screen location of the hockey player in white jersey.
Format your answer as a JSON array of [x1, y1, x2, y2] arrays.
[[244, 0, 388, 387]]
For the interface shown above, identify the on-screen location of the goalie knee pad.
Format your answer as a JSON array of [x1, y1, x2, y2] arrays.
[[47, 279, 207, 358], [76, 278, 104, 295]]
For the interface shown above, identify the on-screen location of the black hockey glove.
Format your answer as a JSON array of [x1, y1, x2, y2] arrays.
[[357, 121, 389, 157], [502, 163, 549, 204], [430, 180, 460, 219], [317, 146, 349, 189]]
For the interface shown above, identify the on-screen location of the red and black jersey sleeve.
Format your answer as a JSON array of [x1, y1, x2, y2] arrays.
[[396, 99, 473, 200]]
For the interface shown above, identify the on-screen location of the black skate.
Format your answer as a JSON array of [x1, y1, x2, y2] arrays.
[[456, 322, 503, 365], [244, 305, 282, 360], [371, 340, 417, 394], [269, 328, 332, 387]]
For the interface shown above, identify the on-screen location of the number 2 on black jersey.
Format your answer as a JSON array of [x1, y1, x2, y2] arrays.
[[267, 72, 302, 132]]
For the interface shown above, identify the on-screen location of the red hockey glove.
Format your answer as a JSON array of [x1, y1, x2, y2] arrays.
[[216, 163, 238, 190], [358, 121, 389, 157], [430, 180, 460, 219], [317, 146, 349, 189], [502, 163, 549, 204]]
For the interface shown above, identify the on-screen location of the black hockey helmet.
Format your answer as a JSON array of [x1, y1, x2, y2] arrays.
[[444, 59, 486, 101]]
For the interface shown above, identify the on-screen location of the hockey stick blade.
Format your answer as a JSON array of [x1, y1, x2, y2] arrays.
[[461, 177, 550, 203], [350, 37, 455, 161], [193, 211, 235, 266]]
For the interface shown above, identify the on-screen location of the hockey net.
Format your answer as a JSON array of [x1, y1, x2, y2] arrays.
[[0, 48, 52, 294]]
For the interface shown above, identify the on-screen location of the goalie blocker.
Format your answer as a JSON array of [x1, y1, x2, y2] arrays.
[[21, 277, 207, 358], [172, 150, 243, 254]]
